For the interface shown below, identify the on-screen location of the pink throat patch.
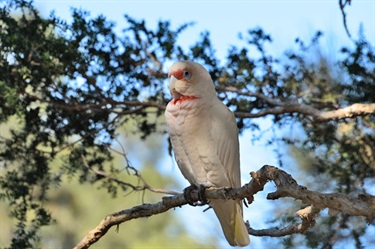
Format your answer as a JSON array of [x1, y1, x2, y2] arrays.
[[171, 96, 198, 105]]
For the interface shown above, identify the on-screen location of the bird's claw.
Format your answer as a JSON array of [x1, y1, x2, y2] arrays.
[[183, 184, 209, 206], [198, 184, 209, 205], [183, 185, 198, 206]]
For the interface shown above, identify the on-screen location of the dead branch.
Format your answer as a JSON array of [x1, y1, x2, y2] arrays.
[[74, 165, 375, 249], [247, 205, 321, 237]]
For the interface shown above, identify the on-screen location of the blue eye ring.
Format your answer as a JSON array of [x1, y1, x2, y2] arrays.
[[183, 70, 192, 80]]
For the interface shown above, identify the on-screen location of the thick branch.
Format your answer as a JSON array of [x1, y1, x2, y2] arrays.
[[217, 86, 375, 121], [259, 165, 374, 219], [234, 102, 375, 121], [73, 195, 187, 249], [318, 103, 375, 121], [74, 165, 375, 249]]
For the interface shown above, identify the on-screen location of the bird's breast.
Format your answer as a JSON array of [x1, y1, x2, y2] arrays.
[[165, 98, 214, 185], [165, 98, 207, 124]]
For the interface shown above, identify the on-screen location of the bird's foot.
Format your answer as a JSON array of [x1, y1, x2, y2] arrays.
[[183, 184, 198, 206], [198, 184, 209, 205], [183, 184, 209, 206]]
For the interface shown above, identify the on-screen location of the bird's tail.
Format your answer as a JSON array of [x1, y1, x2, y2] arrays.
[[210, 199, 250, 247]]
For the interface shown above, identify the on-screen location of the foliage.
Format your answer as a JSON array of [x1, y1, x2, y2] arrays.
[[0, 0, 374, 248]]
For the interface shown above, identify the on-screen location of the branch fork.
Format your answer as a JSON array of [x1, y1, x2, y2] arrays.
[[74, 165, 375, 249]]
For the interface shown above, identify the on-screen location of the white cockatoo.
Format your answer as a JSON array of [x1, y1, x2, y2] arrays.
[[165, 61, 250, 247]]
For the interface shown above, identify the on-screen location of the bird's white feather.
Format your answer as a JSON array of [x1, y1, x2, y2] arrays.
[[165, 61, 250, 246]]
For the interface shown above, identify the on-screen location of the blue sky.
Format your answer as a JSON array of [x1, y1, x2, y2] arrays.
[[34, 1, 375, 248], [35, 0, 374, 58]]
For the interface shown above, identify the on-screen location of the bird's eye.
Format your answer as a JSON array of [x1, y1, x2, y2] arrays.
[[183, 70, 192, 80]]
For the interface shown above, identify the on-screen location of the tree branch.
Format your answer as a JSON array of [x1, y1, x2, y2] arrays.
[[81, 154, 179, 195], [339, 0, 352, 38], [248, 205, 321, 237], [74, 165, 375, 249], [317, 103, 375, 121], [234, 102, 375, 122], [22, 85, 375, 123], [217, 86, 375, 121]]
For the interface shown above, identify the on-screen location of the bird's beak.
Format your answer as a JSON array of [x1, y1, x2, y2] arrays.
[[169, 74, 177, 88], [169, 75, 181, 100]]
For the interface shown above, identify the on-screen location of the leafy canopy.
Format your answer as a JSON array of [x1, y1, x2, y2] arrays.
[[0, 0, 374, 248]]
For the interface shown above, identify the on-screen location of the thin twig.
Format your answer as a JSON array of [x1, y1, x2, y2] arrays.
[[81, 155, 178, 195], [339, 0, 352, 38]]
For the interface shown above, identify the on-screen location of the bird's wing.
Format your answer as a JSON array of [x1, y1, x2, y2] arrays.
[[207, 101, 249, 246], [209, 99, 241, 188]]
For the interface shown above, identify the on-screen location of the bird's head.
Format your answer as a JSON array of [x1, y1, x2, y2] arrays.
[[168, 61, 216, 104]]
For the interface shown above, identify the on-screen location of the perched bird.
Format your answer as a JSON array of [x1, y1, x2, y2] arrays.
[[165, 61, 250, 247]]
